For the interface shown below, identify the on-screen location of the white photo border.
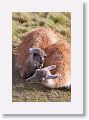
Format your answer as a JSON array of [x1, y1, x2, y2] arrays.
[[0, 0, 83, 114]]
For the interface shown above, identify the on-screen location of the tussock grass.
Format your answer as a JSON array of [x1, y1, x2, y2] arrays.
[[12, 12, 71, 102], [12, 12, 71, 48]]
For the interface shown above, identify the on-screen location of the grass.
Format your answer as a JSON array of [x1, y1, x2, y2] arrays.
[[12, 12, 71, 102]]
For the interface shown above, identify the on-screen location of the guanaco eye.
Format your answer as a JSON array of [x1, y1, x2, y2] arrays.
[[34, 53, 37, 56]]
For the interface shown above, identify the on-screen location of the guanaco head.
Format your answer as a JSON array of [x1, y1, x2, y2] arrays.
[[26, 65, 59, 83], [29, 48, 46, 69]]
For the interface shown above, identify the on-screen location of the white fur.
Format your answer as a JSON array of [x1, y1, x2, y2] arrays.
[[42, 79, 55, 88]]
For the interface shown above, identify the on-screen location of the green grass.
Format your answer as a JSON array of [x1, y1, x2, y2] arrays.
[[12, 12, 71, 102]]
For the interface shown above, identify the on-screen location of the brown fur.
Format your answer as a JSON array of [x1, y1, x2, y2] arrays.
[[44, 40, 71, 88], [16, 27, 61, 78]]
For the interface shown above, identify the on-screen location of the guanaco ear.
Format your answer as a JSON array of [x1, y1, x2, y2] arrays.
[[29, 48, 33, 54], [47, 74, 59, 79], [46, 65, 57, 70]]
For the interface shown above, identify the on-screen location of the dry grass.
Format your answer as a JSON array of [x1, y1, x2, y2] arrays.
[[12, 12, 71, 102]]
